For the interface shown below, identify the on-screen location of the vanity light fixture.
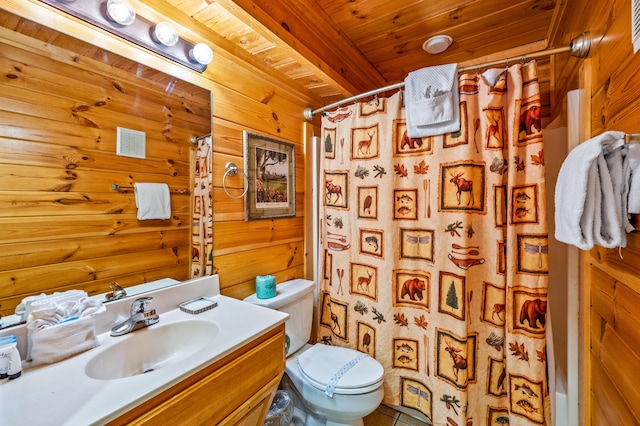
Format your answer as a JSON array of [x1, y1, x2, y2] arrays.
[[105, 0, 135, 26], [152, 22, 179, 47], [40, 0, 213, 73], [189, 43, 214, 65]]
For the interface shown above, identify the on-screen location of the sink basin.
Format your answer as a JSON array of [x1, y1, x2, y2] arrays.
[[85, 319, 219, 380]]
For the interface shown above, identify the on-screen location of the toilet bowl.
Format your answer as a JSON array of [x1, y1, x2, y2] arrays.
[[243, 279, 385, 426], [284, 344, 384, 426]]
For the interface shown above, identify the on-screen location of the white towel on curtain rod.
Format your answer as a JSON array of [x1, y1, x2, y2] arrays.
[[404, 63, 460, 138]]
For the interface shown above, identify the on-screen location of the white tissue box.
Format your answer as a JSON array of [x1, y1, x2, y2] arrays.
[[28, 315, 99, 366]]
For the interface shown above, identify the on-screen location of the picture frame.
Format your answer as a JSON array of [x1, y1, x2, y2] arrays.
[[243, 131, 296, 221]]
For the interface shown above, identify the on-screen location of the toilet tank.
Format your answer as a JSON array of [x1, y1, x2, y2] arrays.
[[243, 279, 315, 355]]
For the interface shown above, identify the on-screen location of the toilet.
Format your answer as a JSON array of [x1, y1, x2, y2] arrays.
[[244, 279, 384, 426]]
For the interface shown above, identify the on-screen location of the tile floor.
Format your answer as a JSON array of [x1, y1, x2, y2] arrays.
[[363, 404, 430, 426]]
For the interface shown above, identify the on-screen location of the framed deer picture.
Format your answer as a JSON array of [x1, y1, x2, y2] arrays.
[[243, 131, 296, 220]]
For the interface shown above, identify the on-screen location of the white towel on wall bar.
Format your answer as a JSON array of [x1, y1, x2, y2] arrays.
[[554, 130, 634, 250], [404, 63, 460, 138], [134, 182, 171, 220]]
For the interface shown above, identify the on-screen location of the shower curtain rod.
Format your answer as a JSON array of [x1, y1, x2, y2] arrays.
[[303, 32, 591, 121]]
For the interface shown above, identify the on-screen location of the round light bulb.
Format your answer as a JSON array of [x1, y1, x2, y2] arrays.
[[106, 0, 136, 26], [190, 43, 213, 65], [153, 22, 179, 47]]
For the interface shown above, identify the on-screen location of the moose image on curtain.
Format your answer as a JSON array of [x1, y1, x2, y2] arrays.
[[319, 62, 550, 425]]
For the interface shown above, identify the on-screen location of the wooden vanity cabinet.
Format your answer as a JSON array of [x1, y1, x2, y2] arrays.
[[109, 324, 286, 426]]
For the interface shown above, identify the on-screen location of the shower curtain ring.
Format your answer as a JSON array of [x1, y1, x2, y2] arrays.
[[222, 162, 249, 199]]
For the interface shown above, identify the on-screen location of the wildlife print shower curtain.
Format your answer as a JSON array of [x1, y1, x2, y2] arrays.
[[318, 62, 550, 425], [191, 136, 213, 278]]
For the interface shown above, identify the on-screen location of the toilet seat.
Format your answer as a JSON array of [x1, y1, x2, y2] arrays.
[[297, 345, 384, 395]]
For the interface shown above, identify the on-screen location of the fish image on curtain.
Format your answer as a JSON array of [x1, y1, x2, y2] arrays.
[[360, 229, 383, 257], [394, 189, 418, 220], [319, 61, 550, 425]]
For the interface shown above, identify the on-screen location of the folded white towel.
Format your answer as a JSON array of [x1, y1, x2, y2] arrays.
[[627, 142, 640, 213], [134, 182, 171, 220], [26, 293, 105, 365], [404, 63, 460, 138], [554, 130, 633, 249]]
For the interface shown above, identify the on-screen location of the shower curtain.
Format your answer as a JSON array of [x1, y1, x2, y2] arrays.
[[191, 136, 213, 277], [318, 62, 550, 425]]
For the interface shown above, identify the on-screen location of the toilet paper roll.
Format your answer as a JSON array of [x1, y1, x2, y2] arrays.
[[256, 275, 276, 299]]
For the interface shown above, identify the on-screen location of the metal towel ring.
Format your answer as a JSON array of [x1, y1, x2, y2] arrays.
[[222, 162, 249, 198]]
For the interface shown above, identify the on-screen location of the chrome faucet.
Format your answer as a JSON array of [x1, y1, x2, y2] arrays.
[[110, 297, 159, 337], [105, 282, 127, 302]]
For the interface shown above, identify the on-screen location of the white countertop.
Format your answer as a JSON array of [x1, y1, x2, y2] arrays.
[[0, 277, 288, 426]]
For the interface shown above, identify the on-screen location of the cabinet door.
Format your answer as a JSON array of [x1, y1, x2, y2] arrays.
[[113, 326, 285, 425], [219, 375, 281, 426]]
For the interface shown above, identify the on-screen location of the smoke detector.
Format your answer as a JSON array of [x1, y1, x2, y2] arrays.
[[422, 35, 453, 54]]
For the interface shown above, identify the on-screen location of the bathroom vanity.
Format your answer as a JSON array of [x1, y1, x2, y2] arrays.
[[0, 276, 289, 426], [109, 324, 285, 425]]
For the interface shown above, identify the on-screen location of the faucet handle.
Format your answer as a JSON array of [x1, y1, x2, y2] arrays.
[[105, 282, 127, 301], [131, 297, 153, 314]]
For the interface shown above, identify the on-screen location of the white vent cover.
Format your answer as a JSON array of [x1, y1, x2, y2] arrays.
[[633, 0, 640, 53], [116, 127, 146, 159]]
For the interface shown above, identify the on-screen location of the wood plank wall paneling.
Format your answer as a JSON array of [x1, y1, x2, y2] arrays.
[[0, 4, 311, 317], [0, 11, 209, 316], [551, 0, 640, 423]]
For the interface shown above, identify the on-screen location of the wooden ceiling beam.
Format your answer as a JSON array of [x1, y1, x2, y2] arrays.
[[217, 0, 388, 94]]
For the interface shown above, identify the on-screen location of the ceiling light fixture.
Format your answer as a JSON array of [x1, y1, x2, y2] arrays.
[[105, 0, 135, 26], [423, 35, 453, 55], [39, 0, 212, 73]]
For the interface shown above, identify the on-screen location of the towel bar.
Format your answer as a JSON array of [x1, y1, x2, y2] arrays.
[[111, 184, 190, 195], [624, 133, 640, 144]]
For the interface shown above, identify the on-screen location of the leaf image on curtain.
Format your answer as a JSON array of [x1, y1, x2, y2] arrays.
[[319, 62, 550, 425]]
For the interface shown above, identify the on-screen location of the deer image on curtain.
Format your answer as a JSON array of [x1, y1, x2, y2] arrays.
[[319, 62, 550, 425], [191, 136, 213, 277]]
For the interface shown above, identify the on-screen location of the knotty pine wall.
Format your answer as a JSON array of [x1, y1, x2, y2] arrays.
[[0, 11, 209, 316], [0, 3, 313, 318], [551, 0, 640, 423]]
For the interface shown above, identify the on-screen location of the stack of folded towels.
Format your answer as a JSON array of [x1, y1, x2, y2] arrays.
[[25, 290, 105, 365], [555, 130, 640, 249]]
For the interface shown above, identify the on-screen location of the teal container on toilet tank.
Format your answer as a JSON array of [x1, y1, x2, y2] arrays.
[[255, 275, 276, 299]]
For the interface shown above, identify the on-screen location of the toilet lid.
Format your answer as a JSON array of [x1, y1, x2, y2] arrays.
[[297, 345, 384, 395]]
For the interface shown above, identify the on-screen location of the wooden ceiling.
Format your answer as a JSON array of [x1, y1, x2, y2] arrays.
[[162, 0, 566, 109]]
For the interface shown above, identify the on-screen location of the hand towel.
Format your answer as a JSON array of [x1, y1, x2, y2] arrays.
[[404, 63, 460, 138], [627, 142, 640, 213], [134, 182, 171, 220], [554, 130, 633, 249]]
